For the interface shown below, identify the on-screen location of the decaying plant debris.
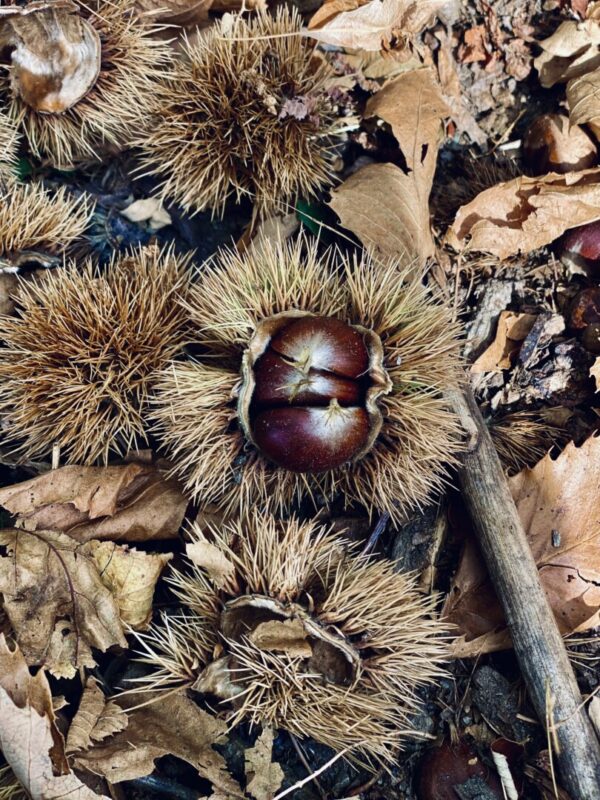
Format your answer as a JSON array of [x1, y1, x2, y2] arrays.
[[1, 0, 600, 798]]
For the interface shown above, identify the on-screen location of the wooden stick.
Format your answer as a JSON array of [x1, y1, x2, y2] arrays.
[[451, 385, 600, 800]]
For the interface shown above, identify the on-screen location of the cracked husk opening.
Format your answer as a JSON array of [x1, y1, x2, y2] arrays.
[[237, 310, 393, 467]]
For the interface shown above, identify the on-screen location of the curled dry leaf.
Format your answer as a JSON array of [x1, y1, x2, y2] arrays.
[[567, 68, 600, 142], [90, 541, 172, 630], [244, 728, 284, 800], [74, 690, 243, 795], [365, 68, 450, 172], [0, 463, 188, 543], [0, 528, 127, 677], [330, 67, 448, 265], [65, 676, 127, 755], [444, 436, 600, 657], [471, 311, 537, 373], [534, 17, 600, 88], [0, 0, 101, 114], [305, 0, 446, 53], [136, 0, 213, 26], [187, 536, 236, 591], [447, 168, 600, 260], [590, 356, 600, 388], [121, 197, 172, 232], [0, 636, 109, 800]]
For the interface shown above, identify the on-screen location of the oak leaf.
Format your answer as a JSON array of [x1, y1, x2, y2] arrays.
[[244, 728, 284, 800], [0, 636, 109, 799], [443, 436, 600, 657], [74, 690, 243, 795], [0, 463, 187, 543], [65, 677, 127, 755], [305, 0, 446, 53], [447, 168, 600, 259]]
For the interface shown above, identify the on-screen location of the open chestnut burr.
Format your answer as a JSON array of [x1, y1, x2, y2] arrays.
[[239, 314, 392, 473], [151, 238, 463, 521]]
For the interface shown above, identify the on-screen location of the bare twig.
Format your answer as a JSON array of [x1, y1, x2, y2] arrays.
[[450, 385, 600, 800]]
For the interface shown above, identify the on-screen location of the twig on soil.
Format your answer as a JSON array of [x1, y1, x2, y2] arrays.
[[361, 511, 390, 556], [272, 746, 354, 800], [289, 734, 327, 800], [450, 385, 600, 800]]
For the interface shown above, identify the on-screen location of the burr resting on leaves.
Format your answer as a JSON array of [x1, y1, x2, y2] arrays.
[[134, 512, 450, 765], [0, 0, 171, 167], [151, 238, 463, 521], [137, 8, 339, 217], [0, 244, 191, 464]]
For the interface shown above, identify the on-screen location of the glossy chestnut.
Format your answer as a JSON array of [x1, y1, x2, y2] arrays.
[[238, 313, 391, 474]]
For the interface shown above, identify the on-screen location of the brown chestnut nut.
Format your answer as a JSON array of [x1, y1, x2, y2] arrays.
[[252, 349, 363, 408], [568, 287, 600, 353], [270, 315, 369, 379], [560, 221, 600, 276], [523, 114, 597, 175], [239, 313, 391, 473], [252, 403, 370, 472]]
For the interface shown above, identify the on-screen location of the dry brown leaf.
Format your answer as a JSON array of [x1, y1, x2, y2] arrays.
[[74, 690, 243, 795], [330, 163, 433, 261], [330, 69, 448, 264], [187, 537, 236, 590], [0, 636, 109, 800], [136, 0, 213, 26], [365, 67, 450, 171], [0, 1, 101, 114], [90, 541, 172, 630], [471, 311, 537, 373], [308, 0, 369, 29], [0, 528, 126, 677], [590, 356, 600, 389], [444, 436, 600, 657], [65, 677, 127, 755], [534, 18, 600, 88], [305, 0, 446, 52], [447, 168, 600, 259], [567, 67, 600, 142], [244, 728, 284, 800], [121, 198, 172, 232], [249, 618, 312, 658], [0, 462, 187, 543]]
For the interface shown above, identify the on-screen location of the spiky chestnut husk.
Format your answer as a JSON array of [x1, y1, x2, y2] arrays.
[[151, 238, 463, 522], [136, 9, 338, 217], [489, 411, 564, 476], [0, 113, 19, 187], [0, 244, 191, 463], [133, 512, 450, 765], [0, 0, 172, 168], [0, 182, 92, 269]]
